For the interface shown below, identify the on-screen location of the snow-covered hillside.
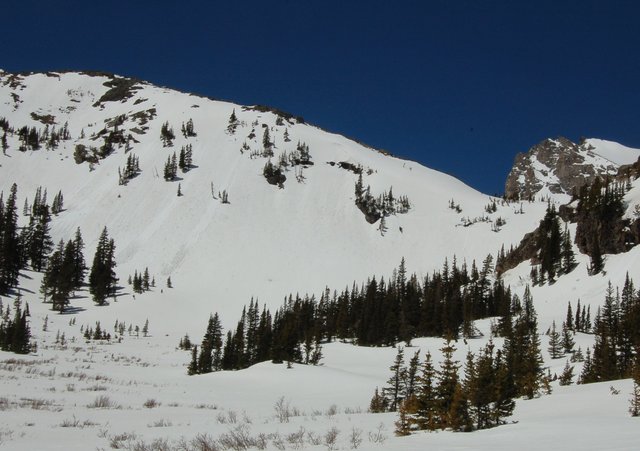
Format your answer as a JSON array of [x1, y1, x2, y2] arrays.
[[0, 70, 549, 334], [1, 70, 639, 450]]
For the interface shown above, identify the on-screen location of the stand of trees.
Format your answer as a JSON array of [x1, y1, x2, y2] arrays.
[[188, 298, 323, 375], [118, 153, 140, 185], [188, 255, 519, 375], [579, 276, 640, 383], [355, 174, 411, 224], [0, 297, 32, 354], [380, 285, 544, 435], [40, 228, 86, 312]]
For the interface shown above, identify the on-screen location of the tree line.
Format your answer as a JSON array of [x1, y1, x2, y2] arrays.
[[187, 255, 519, 374]]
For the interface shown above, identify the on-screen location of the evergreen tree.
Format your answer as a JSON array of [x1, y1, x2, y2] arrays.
[[0, 184, 21, 294], [383, 346, 407, 412], [561, 225, 576, 273], [491, 349, 515, 425], [436, 340, 460, 428], [630, 355, 640, 417], [413, 352, 438, 430], [188, 345, 198, 376], [51, 190, 64, 215], [547, 321, 563, 359], [198, 313, 223, 373], [26, 204, 53, 271], [589, 237, 604, 275], [72, 228, 86, 289], [160, 121, 175, 147], [538, 205, 562, 282], [88, 227, 117, 305], [262, 127, 272, 156], [467, 343, 494, 429], [369, 387, 388, 413], [561, 322, 575, 354], [406, 350, 420, 397], [227, 110, 238, 134], [558, 360, 574, 386]]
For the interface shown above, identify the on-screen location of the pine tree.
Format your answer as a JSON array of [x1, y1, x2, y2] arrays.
[[383, 346, 407, 412], [160, 121, 175, 147], [547, 321, 563, 359], [143, 268, 150, 291], [492, 349, 515, 425], [88, 227, 117, 305], [561, 225, 576, 273], [262, 128, 272, 156], [589, 237, 604, 275], [26, 204, 53, 271], [630, 355, 640, 417], [227, 110, 238, 134], [406, 350, 420, 398], [467, 343, 494, 429], [0, 184, 21, 294], [395, 396, 418, 436], [436, 340, 460, 428], [558, 360, 574, 386], [198, 313, 223, 373], [561, 322, 575, 354], [369, 387, 388, 413], [72, 228, 86, 289], [413, 351, 438, 430], [565, 301, 574, 331], [188, 345, 199, 375]]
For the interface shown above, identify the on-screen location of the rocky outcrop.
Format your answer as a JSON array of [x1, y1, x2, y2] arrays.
[[505, 137, 618, 200]]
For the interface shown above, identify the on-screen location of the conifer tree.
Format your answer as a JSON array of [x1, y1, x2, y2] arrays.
[[262, 128, 272, 156], [558, 360, 574, 386], [436, 340, 460, 428], [395, 396, 416, 436], [589, 237, 604, 275], [561, 225, 576, 273], [88, 227, 117, 305], [630, 355, 640, 417], [406, 350, 420, 398], [383, 346, 407, 412], [548, 321, 563, 359], [0, 184, 21, 294], [561, 322, 575, 354], [492, 348, 515, 425], [188, 345, 198, 376], [369, 387, 388, 413], [26, 204, 53, 271], [413, 351, 438, 430], [72, 228, 86, 289], [227, 109, 238, 134]]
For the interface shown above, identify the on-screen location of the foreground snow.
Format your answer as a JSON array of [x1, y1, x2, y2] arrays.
[[0, 301, 638, 450]]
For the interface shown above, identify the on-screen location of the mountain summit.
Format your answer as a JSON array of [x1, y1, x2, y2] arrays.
[[504, 137, 640, 201]]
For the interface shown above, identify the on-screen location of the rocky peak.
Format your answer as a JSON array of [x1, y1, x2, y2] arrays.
[[504, 137, 619, 200]]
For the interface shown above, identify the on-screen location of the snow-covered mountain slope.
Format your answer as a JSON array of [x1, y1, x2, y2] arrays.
[[2, 70, 640, 450], [0, 70, 548, 333], [504, 136, 640, 202]]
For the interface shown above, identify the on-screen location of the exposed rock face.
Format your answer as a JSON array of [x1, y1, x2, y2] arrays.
[[504, 137, 618, 200]]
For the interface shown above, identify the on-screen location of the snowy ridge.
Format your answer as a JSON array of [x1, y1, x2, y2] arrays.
[[505, 136, 640, 202]]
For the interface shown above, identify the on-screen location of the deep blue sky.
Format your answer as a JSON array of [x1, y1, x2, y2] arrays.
[[3, 1, 639, 194]]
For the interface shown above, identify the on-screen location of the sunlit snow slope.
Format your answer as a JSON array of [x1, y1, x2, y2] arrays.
[[0, 70, 547, 332]]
